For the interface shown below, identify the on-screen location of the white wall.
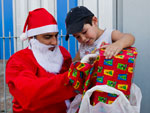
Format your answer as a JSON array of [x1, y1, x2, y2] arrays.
[[121, 0, 150, 112], [13, 0, 56, 51]]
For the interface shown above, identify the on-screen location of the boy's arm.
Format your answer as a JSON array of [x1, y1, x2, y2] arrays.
[[72, 51, 81, 62], [101, 30, 135, 59], [111, 30, 135, 48]]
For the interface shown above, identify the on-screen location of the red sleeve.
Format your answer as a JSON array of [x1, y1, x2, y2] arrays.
[[6, 55, 76, 111], [59, 46, 72, 73]]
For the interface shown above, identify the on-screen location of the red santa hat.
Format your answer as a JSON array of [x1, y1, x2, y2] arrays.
[[20, 8, 58, 41]]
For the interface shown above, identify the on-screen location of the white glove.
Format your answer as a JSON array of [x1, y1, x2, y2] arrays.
[[80, 54, 98, 64]]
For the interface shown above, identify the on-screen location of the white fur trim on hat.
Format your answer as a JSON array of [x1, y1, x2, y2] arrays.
[[27, 24, 58, 37], [20, 33, 27, 41]]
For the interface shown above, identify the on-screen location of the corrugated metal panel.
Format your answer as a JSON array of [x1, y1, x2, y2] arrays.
[[78, 0, 113, 29], [14, 0, 56, 50]]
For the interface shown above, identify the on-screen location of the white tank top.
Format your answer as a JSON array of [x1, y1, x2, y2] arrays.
[[80, 29, 113, 58]]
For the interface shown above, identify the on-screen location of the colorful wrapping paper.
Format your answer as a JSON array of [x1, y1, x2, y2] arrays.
[[68, 47, 137, 105], [68, 62, 92, 94]]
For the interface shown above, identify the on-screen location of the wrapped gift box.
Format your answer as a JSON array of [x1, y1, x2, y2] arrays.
[[67, 62, 92, 94], [90, 47, 137, 105], [67, 47, 137, 105]]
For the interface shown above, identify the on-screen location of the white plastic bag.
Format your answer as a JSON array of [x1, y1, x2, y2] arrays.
[[78, 83, 142, 113], [67, 94, 82, 113]]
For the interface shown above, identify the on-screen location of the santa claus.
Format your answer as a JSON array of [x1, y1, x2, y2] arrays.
[[6, 8, 76, 113]]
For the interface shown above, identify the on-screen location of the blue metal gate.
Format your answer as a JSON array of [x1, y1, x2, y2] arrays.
[[0, 0, 14, 60]]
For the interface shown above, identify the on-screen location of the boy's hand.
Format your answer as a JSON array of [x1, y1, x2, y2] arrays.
[[100, 43, 123, 59], [81, 54, 98, 64]]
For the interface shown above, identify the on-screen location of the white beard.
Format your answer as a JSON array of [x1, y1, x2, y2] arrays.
[[29, 38, 63, 74]]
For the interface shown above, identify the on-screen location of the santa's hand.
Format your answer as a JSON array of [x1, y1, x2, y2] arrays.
[[80, 54, 98, 64]]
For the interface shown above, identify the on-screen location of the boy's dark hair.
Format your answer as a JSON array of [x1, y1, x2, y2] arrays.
[[83, 15, 94, 26], [65, 6, 94, 40]]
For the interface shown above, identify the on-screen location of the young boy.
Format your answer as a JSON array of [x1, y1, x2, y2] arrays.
[[65, 6, 135, 62]]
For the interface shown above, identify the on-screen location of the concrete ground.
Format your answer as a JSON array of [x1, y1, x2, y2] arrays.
[[0, 60, 12, 113]]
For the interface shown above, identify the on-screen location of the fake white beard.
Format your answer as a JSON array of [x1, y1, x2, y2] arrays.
[[29, 38, 63, 74]]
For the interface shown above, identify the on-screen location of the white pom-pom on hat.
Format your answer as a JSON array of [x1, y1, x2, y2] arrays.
[[20, 33, 27, 41]]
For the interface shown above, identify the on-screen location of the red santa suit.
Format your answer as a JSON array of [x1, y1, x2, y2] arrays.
[[6, 8, 77, 113], [6, 46, 76, 113]]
